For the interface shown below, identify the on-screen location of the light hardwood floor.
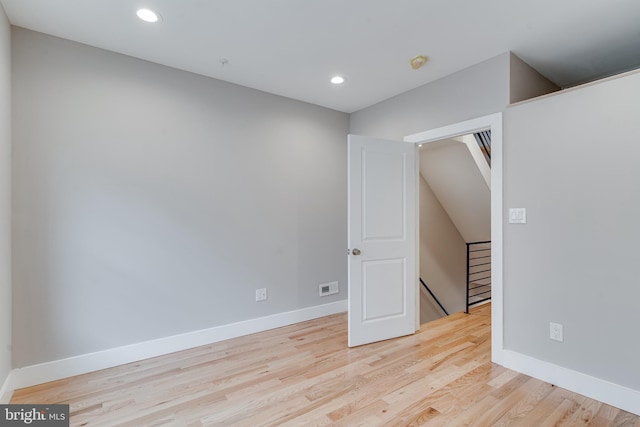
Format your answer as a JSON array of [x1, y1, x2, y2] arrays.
[[11, 304, 640, 426]]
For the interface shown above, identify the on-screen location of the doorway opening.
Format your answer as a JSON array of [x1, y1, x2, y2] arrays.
[[404, 113, 503, 363], [417, 133, 491, 324]]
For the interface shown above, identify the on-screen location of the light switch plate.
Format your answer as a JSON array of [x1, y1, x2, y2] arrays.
[[509, 208, 527, 224]]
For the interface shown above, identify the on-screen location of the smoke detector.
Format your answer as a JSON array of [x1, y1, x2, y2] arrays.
[[410, 55, 429, 70]]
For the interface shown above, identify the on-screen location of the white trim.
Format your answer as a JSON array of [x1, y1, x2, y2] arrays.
[[0, 370, 14, 404], [405, 114, 501, 144], [501, 350, 640, 416], [404, 112, 504, 363], [9, 300, 347, 390], [414, 142, 421, 331]]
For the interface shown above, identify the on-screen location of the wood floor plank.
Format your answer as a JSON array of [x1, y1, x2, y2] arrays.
[[492, 378, 556, 426], [10, 303, 639, 426]]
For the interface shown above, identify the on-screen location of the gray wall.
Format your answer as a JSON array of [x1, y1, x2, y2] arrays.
[[503, 70, 640, 390], [0, 4, 11, 387], [509, 53, 559, 104], [420, 140, 491, 243], [419, 176, 466, 319], [349, 52, 510, 140], [12, 28, 349, 367], [420, 289, 445, 324]]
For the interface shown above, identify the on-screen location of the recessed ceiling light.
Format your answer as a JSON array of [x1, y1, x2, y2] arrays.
[[136, 8, 160, 23], [330, 76, 345, 85]]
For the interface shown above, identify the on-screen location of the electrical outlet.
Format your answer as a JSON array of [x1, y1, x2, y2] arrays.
[[319, 281, 339, 296], [550, 322, 563, 342], [255, 288, 267, 302]]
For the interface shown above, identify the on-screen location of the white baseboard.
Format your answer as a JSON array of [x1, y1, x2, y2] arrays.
[[500, 349, 640, 416], [9, 300, 347, 392], [0, 370, 13, 404]]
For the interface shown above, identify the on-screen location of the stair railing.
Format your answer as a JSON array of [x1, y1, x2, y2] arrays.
[[474, 131, 491, 166], [466, 241, 491, 313], [420, 277, 449, 316]]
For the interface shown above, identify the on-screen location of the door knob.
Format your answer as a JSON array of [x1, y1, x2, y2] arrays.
[[352, 248, 361, 256]]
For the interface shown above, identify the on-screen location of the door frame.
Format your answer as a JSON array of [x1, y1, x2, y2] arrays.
[[404, 113, 504, 364]]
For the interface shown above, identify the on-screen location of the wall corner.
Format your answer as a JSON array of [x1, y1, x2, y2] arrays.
[[509, 52, 560, 104]]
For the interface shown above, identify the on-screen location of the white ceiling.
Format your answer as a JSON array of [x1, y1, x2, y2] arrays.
[[2, 0, 639, 113]]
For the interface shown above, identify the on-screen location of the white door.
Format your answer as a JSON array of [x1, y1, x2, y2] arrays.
[[348, 134, 417, 347]]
